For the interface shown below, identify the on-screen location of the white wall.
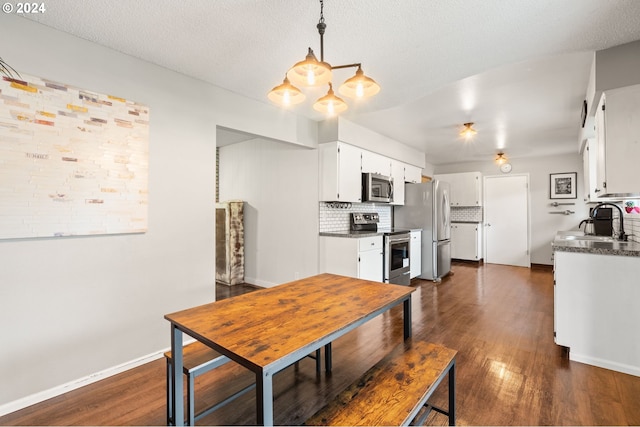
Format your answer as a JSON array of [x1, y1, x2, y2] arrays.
[[434, 152, 589, 265], [218, 138, 319, 287], [0, 15, 316, 412]]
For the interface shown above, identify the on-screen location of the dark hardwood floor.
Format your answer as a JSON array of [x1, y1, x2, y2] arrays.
[[2, 262, 639, 426]]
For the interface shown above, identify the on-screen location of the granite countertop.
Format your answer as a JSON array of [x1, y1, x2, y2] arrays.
[[319, 228, 421, 238], [552, 234, 640, 257], [320, 230, 380, 238]]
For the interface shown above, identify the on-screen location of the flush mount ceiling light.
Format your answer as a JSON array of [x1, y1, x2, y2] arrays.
[[267, 0, 380, 115], [460, 122, 477, 140], [495, 152, 507, 164]]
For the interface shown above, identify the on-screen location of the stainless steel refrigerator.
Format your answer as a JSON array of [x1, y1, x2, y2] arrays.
[[394, 180, 451, 281]]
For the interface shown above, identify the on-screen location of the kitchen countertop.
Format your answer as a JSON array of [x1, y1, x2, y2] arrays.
[[320, 228, 421, 238], [552, 234, 640, 257]]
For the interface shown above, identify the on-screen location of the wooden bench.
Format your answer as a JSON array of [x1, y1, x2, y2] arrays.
[[166, 341, 324, 426], [305, 340, 457, 426]]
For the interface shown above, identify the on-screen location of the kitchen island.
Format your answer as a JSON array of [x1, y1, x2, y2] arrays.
[[552, 234, 640, 377]]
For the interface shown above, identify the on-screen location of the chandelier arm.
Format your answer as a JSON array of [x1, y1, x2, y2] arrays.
[[330, 63, 362, 70]]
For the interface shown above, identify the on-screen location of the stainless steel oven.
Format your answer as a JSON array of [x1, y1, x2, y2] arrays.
[[384, 232, 411, 286]]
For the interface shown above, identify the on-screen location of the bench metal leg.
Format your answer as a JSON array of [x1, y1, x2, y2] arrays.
[[324, 342, 332, 373], [187, 372, 196, 426], [167, 360, 173, 425], [448, 361, 456, 426]]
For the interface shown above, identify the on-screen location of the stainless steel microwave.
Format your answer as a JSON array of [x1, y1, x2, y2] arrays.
[[362, 173, 394, 203]]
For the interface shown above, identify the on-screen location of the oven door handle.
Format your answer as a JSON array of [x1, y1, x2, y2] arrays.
[[387, 237, 410, 244]]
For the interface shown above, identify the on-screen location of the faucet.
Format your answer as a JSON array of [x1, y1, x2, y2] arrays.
[[591, 203, 627, 241]]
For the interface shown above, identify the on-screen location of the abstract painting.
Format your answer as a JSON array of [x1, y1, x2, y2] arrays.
[[0, 73, 149, 239]]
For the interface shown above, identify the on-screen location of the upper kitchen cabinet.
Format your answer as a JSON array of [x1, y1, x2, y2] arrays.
[[404, 164, 422, 184], [582, 138, 599, 202], [390, 160, 405, 205], [319, 141, 362, 202], [434, 172, 483, 206], [594, 84, 640, 198], [361, 149, 391, 176]]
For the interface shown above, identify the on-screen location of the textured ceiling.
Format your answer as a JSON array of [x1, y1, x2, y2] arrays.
[[22, 0, 640, 164]]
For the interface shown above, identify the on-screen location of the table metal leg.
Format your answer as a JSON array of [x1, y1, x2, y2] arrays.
[[256, 370, 274, 426], [403, 295, 412, 340], [171, 325, 184, 426], [324, 342, 332, 373]]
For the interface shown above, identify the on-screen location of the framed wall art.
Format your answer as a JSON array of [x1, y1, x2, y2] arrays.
[[550, 172, 577, 199], [0, 73, 149, 239]]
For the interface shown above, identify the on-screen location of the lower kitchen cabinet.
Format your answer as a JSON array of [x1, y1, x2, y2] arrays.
[[450, 223, 482, 261], [410, 230, 422, 278], [554, 250, 640, 376], [319, 235, 383, 282]]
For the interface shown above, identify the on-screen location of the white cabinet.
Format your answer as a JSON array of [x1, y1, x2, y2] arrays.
[[582, 138, 598, 202], [319, 235, 383, 282], [361, 150, 391, 176], [554, 250, 640, 376], [404, 164, 422, 184], [390, 160, 405, 206], [594, 84, 640, 197], [409, 230, 422, 279], [319, 142, 362, 202], [450, 223, 482, 261], [434, 172, 482, 206]]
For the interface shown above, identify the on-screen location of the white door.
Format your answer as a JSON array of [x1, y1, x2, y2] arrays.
[[484, 175, 530, 267]]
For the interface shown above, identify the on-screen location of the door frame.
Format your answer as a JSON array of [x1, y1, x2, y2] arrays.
[[483, 174, 531, 267]]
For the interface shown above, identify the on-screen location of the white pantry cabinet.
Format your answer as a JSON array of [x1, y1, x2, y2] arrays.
[[594, 84, 640, 197], [409, 230, 422, 278], [319, 142, 362, 202], [450, 223, 482, 261], [434, 172, 482, 206], [319, 235, 383, 282]]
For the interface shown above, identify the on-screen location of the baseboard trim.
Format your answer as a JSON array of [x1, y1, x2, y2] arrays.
[[0, 349, 167, 417], [570, 352, 640, 378], [244, 276, 278, 288]]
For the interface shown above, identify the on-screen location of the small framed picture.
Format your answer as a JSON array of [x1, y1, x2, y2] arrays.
[[550, 172, 577, 199]]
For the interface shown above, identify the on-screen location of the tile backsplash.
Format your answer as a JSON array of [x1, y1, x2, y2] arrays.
[[616, 215, 640, 243], [319, 202, 391, 232], [451, 206, 483, 223]]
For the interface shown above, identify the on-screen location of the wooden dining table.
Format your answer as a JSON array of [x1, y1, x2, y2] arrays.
[[164, 273, 415, 426]]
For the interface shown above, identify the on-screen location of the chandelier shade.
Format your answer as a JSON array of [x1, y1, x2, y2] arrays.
[[287, 48, 332, 87], [338, 66, 380, 99], [267, 76, 306, 106], [313, 83, 348, 115]]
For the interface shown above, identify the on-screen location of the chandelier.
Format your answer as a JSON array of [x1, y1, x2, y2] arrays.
[[267, 0, 380, 115]]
